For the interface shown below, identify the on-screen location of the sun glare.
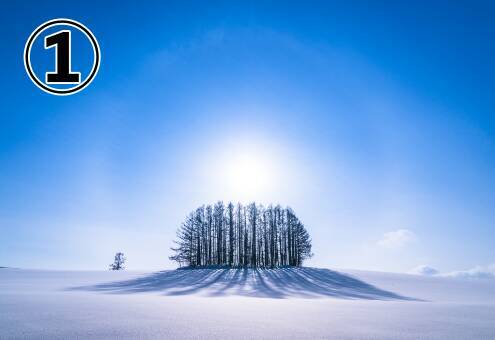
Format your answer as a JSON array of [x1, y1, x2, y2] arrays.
[[224, 153, 274, 201]]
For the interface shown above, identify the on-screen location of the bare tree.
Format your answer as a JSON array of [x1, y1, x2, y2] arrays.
[[109, 252, 126, 270]]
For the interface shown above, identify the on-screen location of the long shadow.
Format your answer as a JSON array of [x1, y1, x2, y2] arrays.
[[69, 267, 419, 300]]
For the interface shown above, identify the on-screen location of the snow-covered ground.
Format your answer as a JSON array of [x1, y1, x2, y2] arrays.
[[1, 267, 495, 339]]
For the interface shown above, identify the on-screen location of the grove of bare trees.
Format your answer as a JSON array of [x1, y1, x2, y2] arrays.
[[170, 202, 312, 268]]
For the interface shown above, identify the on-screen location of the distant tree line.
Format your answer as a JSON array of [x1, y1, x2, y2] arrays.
[[170, 202, 312, 268]]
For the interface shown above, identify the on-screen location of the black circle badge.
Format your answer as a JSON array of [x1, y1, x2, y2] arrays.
[[24, 18, 101, 96]]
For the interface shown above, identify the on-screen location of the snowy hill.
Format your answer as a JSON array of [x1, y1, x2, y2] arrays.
[[72, 267, 415, 300], [1, 267, 495, 339]]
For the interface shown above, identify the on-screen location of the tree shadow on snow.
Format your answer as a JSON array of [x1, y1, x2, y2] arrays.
[[69, 267, 419, 300]]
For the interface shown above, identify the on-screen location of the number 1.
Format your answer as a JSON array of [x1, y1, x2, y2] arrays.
[[45, 30, 81, 84]]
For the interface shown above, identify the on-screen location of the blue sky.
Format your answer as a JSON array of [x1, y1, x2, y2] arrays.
[[1, 1, 494, 272]]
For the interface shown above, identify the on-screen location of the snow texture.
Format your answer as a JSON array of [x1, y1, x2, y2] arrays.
[[1, 267, 495, 339]]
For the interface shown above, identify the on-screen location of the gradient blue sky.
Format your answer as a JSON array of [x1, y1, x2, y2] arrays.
[[1, 1, 494, 272]]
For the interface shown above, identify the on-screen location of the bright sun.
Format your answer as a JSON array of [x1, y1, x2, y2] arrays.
[[224, 153, 274, 201]]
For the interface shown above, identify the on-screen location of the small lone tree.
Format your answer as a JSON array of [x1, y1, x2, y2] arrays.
[[109, 252, 126, 270]]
